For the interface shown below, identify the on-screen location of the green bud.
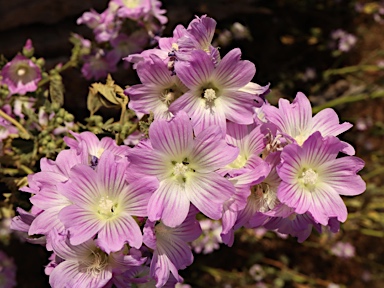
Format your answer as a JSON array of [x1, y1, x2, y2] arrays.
[[57, 108, 65, 117], [40, 130, 48, 137], [40, 138, 49, 146], [64, 113, 74, 122], [51, 103, 60, 112], [113, 123, 122, 132], [36, 58, 45, 67], [46, 142, 56, 151], [56, 117, 64, 125]]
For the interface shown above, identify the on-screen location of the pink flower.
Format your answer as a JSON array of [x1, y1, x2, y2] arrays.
[[128, 111, 238, 227], [143, 207, 201, 287], [262, 92, 355, 155], [58, 150, 157, 252], [276, 132, 365, 225], [171, 48, 265, 135], [0, 54, 41, 95], [126, 54, 188, 120], [49, 232, 145, 288]]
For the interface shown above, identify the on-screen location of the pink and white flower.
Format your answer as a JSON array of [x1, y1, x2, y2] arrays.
[[128, 111, 238, 227], [276, 132, 365, 225], [58, 150, 157, 252], [263, 92, 355, 154], [0, 54, 41, 96], [171, 48, 265, 135]]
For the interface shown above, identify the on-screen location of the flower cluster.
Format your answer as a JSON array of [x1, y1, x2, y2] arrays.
[[10, 14, 366, 288], [76, 0, 167, 80]]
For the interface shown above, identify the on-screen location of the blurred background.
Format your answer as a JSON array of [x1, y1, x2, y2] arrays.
[[1, 0, 384, 287]]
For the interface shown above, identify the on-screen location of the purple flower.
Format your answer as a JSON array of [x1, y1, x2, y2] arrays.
[[0, 54, 41, 95], [126, 54, 188, 120], [128, 111, 238, 227], [49, 232, 145, 288], [20, 148, 86, 250], [109, 31, 149, 66], [0, 114, 17, 141], [263, 92, 355, 155], [330, 241, 355, 258], [331, 29, 357, 52], [81, 49, 117, 80], [171, 48, 263, 135], [143, 207, 201, 287], [57, 150, 157, 252], [221, 152, 279, 246], [78, 6, 121, 43], [191, 219, 222, 254], [219, 122, 269, 181], [64, 131, 130, 167], [176, 15, 219, 63], [124, 24, 186, 69], [276, 132, 366, 225], [113, 0, 167, 25]]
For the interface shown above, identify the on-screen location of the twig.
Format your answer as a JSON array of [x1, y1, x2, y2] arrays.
[[0, 109, 31, 139]]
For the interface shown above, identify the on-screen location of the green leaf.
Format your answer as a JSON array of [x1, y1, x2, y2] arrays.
[[49, 73, 65, 107]]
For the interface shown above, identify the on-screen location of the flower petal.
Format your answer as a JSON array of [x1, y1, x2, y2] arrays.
[[148, 178, 190, 228], [213, 48, 255, 89], [186, 172, 235, 220]]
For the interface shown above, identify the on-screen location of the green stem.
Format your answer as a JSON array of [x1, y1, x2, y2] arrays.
[[38, 59, 76, 87], [323, 64, 383, 78], [363, 166, 384, 180], [0, 109, 31, 139], [19, 165, 34, 175], [312, 90, 384, 114]]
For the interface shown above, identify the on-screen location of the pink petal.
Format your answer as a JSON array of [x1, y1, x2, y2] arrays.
[[186, 172, 235, 220], [213, 48, 255, 89], [59, 205, 103, 245], [148, 179, 190, 228], [220, 91, 255, 125], [312, 108, 352, 137], [97, 215, 143, 252], [191, 125, 238, 172], [149, 111, 194, 160], [174, 49, 214, 89]]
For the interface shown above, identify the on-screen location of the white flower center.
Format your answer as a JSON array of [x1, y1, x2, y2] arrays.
[[98, 196, 116, 218], [123, 0, 141, 8], [203, 88, 217, 102], [83, 249, 109, 276], [171, 43, 179, 50], [95, 147, 105, 158], [160, 90, 175, 105], [173, 162, 189, 177], [249, 182, 276, 212], [227, 154, 247, 169], [299, 168, 318, 187], [17, 67, 27, 76], [295, 133, 308, 146]]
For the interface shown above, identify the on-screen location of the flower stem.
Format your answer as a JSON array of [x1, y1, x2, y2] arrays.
[[312, 90, 384, 114], [38, 59, 76, 87], [0, 109, 31, 139]]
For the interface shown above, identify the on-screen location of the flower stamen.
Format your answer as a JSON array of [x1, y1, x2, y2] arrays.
[[203, 88, 217, 102]]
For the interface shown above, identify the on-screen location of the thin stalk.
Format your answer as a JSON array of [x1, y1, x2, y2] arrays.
[[0, 109, 31, 139], [38, 59, 76, 87], [312, 90, 384, 114]]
